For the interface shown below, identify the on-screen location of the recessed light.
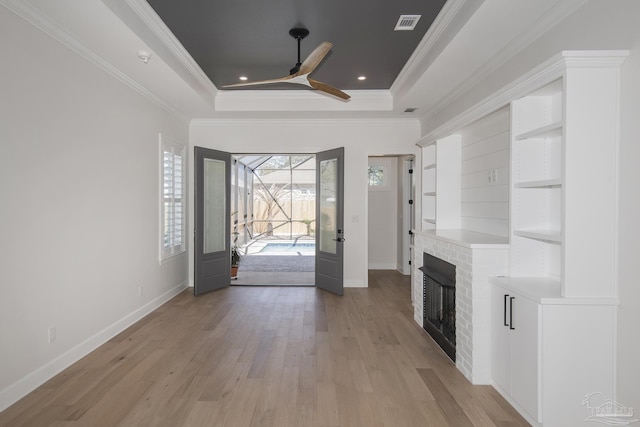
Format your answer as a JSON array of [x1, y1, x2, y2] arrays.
[[357, 76, 366, 81], [239, 76, 248, 81]]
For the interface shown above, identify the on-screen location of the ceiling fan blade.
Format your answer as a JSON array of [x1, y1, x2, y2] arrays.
[[223, 75, 293, 88], [297, 42, 333, 75], [308, 78, 351, 100]]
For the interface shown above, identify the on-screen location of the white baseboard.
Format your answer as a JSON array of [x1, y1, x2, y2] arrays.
[[344, 279, 366, 288], [414, 310, 422, 326], [398, 265, 411, 275], [0, 281, 188, 412], [368, 263, 397, 270]]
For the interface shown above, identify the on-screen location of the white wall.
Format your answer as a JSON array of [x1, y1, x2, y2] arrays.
[[617, 19, 640, 412], [367, 157, 398, 270], [0, 8, 189, 410], [420, 0, 640, 411], [189, 120, 420, 287], [459, 107, 510, 237]]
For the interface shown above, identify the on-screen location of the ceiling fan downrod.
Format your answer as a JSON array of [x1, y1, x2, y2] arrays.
[[289, 28, 309, 75]]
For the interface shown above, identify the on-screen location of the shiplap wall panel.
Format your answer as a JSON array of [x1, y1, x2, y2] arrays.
[[462, 166, 509, 188], [460, 107, 510, 237], [463, 150, 510, 175], [462, 132, 510, 161], [461, 185, 509, 203]]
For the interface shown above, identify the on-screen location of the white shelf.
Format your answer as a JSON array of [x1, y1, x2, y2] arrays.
[[514, 178, 562, 188], [423, 218, 436, 224], [490, 276, 561, 302], [489, 276, 619, 305], [513, 229, 561, 243], [417, 228, 509, 248], [423, 164, 436, 170], [423, 192, 436, 196], [515, 121, 562, 141]]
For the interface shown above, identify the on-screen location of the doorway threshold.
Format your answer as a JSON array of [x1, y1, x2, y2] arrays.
[[232, 271, 314, 286]]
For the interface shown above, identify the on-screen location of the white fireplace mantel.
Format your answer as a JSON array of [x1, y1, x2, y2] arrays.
[[413, 229, 509, 249]]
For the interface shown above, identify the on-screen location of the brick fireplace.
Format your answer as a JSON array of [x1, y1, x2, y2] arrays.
[[412, 229, 508, 384]]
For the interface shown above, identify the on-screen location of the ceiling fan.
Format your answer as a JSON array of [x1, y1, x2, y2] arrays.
[[223, 28, 350, 100]]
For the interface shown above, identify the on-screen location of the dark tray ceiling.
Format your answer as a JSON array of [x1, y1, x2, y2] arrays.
[[147, 0, 447, 91]]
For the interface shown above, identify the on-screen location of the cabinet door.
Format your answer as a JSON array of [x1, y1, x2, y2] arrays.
[[510, 295, 540, 422], [491, 286, 511, 393]]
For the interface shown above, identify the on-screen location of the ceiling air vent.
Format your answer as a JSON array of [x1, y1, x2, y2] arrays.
[[394, 15, 421, 31]]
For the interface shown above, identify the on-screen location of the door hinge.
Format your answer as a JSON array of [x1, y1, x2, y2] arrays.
[[409, 260, 412, 265], [408, 169, 413, 174], [408, 199, 413, 205], [408, 230, 413, 235]]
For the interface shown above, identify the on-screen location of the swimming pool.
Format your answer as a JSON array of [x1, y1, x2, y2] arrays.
[[258, 242, 315, 255]]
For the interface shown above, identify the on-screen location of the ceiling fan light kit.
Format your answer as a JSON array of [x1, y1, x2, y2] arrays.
[[223, 28, 350, 100]]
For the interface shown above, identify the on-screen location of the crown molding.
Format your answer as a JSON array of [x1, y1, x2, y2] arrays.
[[191, 116, 419, 128], [390, 0, 484, 100], [123, 0, 218, 102], [0, 0, 188, 123], [214, 89, 393, 112], [418, 0, 589, 128], [417, 50, 629, 146]]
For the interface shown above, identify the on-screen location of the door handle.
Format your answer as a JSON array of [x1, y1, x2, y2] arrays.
[[333, 237, 345, 242], [509, 296, 515, 330], [503, 294, 509, 327]]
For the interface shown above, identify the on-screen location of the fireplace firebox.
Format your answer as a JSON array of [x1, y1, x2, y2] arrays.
[[420, 252, 456, 361]]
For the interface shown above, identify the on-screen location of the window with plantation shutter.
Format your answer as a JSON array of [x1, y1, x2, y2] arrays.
[[160, 135, 186, 260]]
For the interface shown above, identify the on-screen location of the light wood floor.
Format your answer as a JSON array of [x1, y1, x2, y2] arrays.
[[0, 270, 529, 427]]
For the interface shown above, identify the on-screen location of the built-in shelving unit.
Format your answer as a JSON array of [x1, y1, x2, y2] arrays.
[[509, 79, 563, 286], [421, 144, 437, 229], [420, 135, 461, 230], [488, 51, 627, 427], [414, 51, 627, 427]]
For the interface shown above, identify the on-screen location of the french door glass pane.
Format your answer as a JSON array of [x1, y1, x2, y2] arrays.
[[319, 159, 337, 254], [204, 158, 226, 254]]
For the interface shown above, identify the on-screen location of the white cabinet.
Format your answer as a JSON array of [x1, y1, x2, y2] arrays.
[[420, 135, 461, 230], [491, 284, 540, 423], [491, 277, 618, 427]]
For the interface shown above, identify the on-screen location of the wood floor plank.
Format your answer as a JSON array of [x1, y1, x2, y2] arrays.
[[181, 401, 222, 427], [418, 368, 475, 427], [315, 382, 340, 427], [0, 272, 529, 427]]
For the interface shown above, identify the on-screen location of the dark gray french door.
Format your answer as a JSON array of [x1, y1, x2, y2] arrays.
[[315, 148, 344, 295], [194, 147, 231, 295]]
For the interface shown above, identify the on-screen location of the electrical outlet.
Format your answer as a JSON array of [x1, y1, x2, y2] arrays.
[[139, 286, 144, 297], [488, 169, 498, 184], [48, 327, 56, 344]]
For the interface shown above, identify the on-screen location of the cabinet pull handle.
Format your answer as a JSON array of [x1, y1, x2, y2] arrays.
[[503, 294, 509, 327], [509, 296, 515, 330]]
